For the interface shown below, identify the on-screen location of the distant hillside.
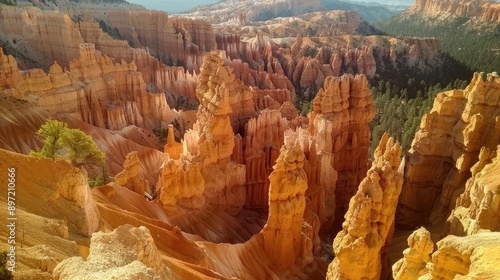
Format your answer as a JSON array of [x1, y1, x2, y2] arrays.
[[321, 0, 408, 23], [377, 0, 500, 73]]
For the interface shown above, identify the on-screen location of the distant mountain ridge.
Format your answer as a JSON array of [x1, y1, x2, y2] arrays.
[[406, 0, 500, 23]]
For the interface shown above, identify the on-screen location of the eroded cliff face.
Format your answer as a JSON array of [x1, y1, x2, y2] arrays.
[[327, 133, 403, 280], [446, 145, 500, 236], [0, 149, 99, 237], [398, 72, 500, 227], [156, 52, 246, 213], [261, 132, 308, 268], [0, 44, 172, 131], [309, 74, 375, 232], [394, 230, 500, 279], [392, 227, 434, 280], [407, 0, 500, 23]]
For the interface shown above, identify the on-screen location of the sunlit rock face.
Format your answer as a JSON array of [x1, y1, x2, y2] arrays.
[[261, 131, 309, 268], [394, 230, 500, 280], [53, 225, 172, 280], [407, 0, 500, 23], [446, 145, 500, 236], [308, 73, 375, 232], [398, 73, 500, 227], [327, 133, 403, 280]]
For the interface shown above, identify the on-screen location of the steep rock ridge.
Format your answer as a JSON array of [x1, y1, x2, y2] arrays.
[[398, 72, 500, 227], [385, 36, 441, 72], [0, 95, 47, 154], [242, 110, 288, 210], [106, 9, 216, 71], [114, 151, 150, 196], [394, 231, 500, 279], [407, 0, 500, 23], [309, 74, 375, 232], [179, 0, 321, 24], [327, 133, 403, 280], [392, 227, 434, 280], [0, 5, 84, 69], [53, 225, 172, 280], [261, 130, 308, 268], [215, 10, 361, 38], [156, 52, 246, 213], [0, 44, 172, 131], [446, 145, 500, 236], [0, 149, 99, 237]]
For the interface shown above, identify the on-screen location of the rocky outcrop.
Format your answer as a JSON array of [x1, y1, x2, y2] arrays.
[[309, 74, 375, 232], [0, 44, 173, 131], [446, 145, 500, 236], [114, 151, 150, 196], [156, 52, 246, 213], [327, 133, 403, 280], [215, 10, 360, 38], [392, 227, 434, 280], [398, 72, 500, 227], [0, 148, 99, 236], [53, 225, 172, 280], [242, 110, 288, 210], [407, 0, 500, 23], [180, 0, 321, 23], [261, 131, 308, 268], [400, 231, 500, 279]]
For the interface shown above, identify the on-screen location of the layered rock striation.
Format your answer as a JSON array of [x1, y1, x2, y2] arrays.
[[398, 72, 500, 227], [309, 74, 376, 232], [407, 0, 500, 23], [327, 133, 403, 280], [446, 145, 500, 236]]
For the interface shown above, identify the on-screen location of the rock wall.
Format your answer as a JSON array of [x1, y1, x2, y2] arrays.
[[261, 131, 308, 268], [156, 52, 246, 213], [392, 227, 434, 280], [327, 133, 403, 280], [394, 231, 500, 279], [398, 72, 500, 227], [114, 151, 150, 196], [0, 44, 173, 131], [446, 145, 500, 236], [309, 74, 375, 232], [0, 148, 99, 236], [407, 0, 500, 23]]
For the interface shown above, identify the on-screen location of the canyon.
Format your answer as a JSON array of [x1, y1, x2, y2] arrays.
[[0, 0, 499, 280]]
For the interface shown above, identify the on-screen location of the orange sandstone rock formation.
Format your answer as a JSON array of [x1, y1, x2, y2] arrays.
[[0, 149, 99, 237], [327, 133, 403, 280], [309, 74, 375, 232], [407, 0, 500, 23], [392, 227, 434, 280], [53, 225, 172, 280], [446, 145, 500, 236], [395, 231, 500, 279], [114, 151, 150, 196], [261, 132, 308, 268], [398, 72, 500, 227]]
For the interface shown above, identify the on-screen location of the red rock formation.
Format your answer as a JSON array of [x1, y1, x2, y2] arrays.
[[327, 133, 403, 280], [446, 145, 500, 236], [398, 72, 500, 227], [392, 227, 434, 280], [261, 131, 308, 268], [407, 0, 500, 23], [309, 74, 375, 232], [114, 151, 150, 195]]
